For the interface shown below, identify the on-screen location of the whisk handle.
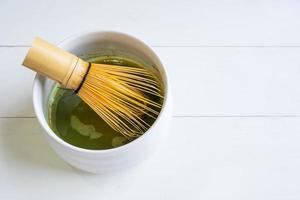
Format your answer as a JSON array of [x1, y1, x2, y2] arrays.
[[22, 37, 89, 90]]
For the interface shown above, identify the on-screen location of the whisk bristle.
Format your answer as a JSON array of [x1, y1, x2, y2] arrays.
[[77, 63, 163, 138]]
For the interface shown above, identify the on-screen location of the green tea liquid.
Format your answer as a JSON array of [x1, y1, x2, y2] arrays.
[[47, 55, 163, 150]]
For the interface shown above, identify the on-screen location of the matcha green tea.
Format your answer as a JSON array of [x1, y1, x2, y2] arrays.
[[47, 55, 163, 150]]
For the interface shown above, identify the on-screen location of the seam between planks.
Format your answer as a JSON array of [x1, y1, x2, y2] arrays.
[[173, 115, 300, 118], [3, 45, 300, 48]]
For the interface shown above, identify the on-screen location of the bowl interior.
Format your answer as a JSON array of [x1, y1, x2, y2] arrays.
[[35, 31, 168, 150]]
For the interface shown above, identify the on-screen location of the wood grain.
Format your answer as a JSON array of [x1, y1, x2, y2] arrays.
[[1, 117, 299, 199], [1, 0, 300, 46]]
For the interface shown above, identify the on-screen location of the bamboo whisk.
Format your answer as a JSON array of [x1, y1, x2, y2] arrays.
[[22, 37, 163, 138]]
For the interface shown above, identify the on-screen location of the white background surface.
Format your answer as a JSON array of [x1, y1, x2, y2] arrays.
[[1, 0, 300, 199]]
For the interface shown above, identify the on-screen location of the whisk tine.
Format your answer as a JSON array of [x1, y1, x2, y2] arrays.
[[86, 74, 162, 109], [78, 63, 163, 138]]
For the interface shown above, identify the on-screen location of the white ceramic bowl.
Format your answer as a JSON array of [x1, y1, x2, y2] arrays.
[[32, 31, 172, 173]]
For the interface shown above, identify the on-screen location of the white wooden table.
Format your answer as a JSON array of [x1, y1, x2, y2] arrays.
[[1, 1, 300, 199]]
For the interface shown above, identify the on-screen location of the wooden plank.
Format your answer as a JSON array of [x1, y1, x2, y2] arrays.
[[0, 117, 299, 199], [0, 47, 35, 117], [158, 47, 300, 116], [1, 47, 300, 117], [1, 0, 300, 46]]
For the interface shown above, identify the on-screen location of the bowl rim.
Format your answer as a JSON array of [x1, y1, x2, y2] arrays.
[[32, 30, 170, 154]]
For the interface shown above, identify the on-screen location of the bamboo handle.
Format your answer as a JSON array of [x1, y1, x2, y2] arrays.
[[22, 37, 89, 90]]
